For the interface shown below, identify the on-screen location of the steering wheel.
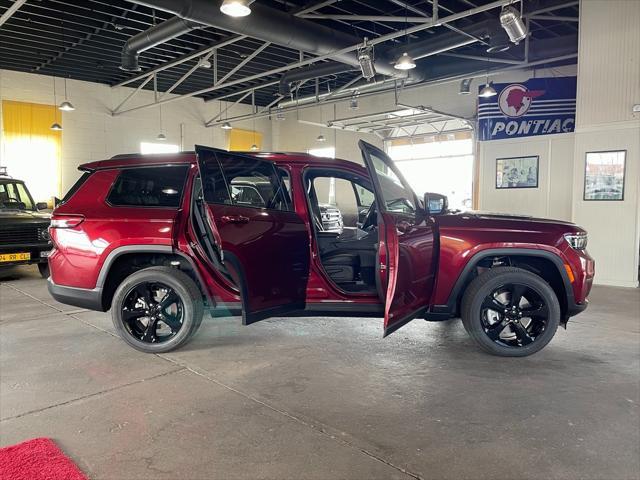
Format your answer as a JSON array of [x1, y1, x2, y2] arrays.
[[361, 201, 377, 230], [2, 196, 21, 204]]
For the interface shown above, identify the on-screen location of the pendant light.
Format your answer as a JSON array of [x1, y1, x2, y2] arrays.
[[57, 18, 75, 111], [221, 121, 233, 130], [155, 76, 166, 140], [250, 90, 259, 151], [478, 56, 497, 98], [394, 4, 416, 71], [50, 77, 63, 131], [394, 52, 416, 70], [220, 0, 252, 17], [316, 134, 326, 142]]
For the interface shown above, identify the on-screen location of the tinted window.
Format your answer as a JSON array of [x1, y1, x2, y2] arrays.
[[218, 154, 291, 211], [61, 172, 92, 204], [107, 166, 189, 207]]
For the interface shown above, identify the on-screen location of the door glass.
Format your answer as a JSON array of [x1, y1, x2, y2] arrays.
[[368, 152, 416, 215], [216, 154, 291, 211], [107, 166, 189, 208]]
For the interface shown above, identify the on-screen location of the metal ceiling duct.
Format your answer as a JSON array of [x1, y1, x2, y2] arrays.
[[121, 16, 203, 71], [127, 0, 397, 75]]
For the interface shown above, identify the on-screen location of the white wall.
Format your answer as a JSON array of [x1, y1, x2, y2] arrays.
[[0, 69, 272, 194], [570, 0, 640, 288], [478, 133, 575, 220]]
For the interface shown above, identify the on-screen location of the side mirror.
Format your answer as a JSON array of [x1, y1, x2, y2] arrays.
[[424, 193, 448, 215], [36, 202, 49, 211]]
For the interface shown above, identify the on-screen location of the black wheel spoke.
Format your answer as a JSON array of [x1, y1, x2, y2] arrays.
[[521, 303, 549, 319], [508, 284, 527, 308], [141, 317, 159, 342], [482, 296, 505, 312], [485, 320, 508, 341], [160, 290, 179, 309], [512, 322, 534, 345], [122, 307, 146, 323], [134, 284, 154, 307], [161, 314, 182, 333]]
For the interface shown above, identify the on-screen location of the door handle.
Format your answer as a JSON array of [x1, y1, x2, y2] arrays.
[[221, 215, 250, 224]]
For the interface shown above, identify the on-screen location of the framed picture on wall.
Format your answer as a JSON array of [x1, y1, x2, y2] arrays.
[[584, 150, 626, 201], [496, 156, 539, 189]]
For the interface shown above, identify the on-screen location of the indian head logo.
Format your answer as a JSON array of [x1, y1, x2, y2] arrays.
[[498, 84, 546, 117]]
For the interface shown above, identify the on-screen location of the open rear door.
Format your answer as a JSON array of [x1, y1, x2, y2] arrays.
[[196, 146, 310, 325], [358, 141, 436, 336]]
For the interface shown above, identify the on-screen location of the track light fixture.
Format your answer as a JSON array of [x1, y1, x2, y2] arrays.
[[220, 0, 252, 17], [394, 52, 416, 71], [357, 38, 376, 80], [500, 4, 528, 45]]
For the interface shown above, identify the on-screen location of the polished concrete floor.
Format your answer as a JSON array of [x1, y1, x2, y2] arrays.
[[1, 265, 639, 480]]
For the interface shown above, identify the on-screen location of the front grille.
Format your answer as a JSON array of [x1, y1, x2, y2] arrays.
[[0, 226, 43, 245]]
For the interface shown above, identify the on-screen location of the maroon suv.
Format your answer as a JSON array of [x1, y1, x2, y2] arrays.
[[47, 142, 594, 356]]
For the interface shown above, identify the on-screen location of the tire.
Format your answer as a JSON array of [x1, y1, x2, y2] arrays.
[[461, 267, 560, 357], [38, 262, 50, 279], [111, 266, 204, 353]]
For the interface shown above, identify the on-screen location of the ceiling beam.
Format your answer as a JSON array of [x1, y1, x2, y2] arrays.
[[112, 0, 515, 116], [0, 0, 27, 28], [299, 14, 432, 23]]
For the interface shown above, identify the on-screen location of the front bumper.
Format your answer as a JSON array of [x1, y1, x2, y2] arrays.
[[47, 278, 104, 311]]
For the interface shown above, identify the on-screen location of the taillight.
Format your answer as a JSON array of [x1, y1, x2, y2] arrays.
[[50, 215, 85, 228]]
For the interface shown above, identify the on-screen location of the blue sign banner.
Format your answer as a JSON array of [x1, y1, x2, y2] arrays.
[[478, 76, 577, 141]]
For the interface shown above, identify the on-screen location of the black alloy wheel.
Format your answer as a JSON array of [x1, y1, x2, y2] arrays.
[[461, 267, 560, 357], [122, 282, 184, 344], [480, 283, 549, 348], [111, 266, 204, 353]]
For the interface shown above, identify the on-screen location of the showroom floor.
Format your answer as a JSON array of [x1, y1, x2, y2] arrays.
[[1, 266, 638, 480]]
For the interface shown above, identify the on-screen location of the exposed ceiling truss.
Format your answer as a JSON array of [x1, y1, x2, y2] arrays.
[[0, 0, 580, 124]]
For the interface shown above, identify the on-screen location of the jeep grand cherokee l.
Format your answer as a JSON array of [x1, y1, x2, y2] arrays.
[[47, 141, 595, 357]]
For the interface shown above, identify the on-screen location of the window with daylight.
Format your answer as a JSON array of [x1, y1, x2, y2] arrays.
[[1, 100, 62, 202], [386, 133, 474, 211], [140, 142, 180, 155]]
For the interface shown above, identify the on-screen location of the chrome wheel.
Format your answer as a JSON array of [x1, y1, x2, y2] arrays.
[[121, 282, 184, 344]]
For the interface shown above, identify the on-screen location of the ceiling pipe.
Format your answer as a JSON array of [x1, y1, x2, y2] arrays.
[[127, 0, 399, 76], [279, 62, 359, 96], [121, 16, 203, 71]]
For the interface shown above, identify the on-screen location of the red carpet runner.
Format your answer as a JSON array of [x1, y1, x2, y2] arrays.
[[0, 438, 87, 480]]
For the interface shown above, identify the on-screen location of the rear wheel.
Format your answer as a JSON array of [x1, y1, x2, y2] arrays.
[[461, 267, 560, 357], [111, 266, 204, 353], [38, 262, 50, 278]]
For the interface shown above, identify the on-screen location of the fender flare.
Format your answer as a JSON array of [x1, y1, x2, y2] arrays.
[[432, 248, 575, 316]]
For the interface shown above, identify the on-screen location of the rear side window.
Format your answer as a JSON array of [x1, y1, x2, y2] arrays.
[[61, 172, 92, 204], [107, 166, 189, 208]]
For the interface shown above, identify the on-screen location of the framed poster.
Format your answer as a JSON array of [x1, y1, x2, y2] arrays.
[[584, 150, 626, 201], [496, 156, 539, 189]]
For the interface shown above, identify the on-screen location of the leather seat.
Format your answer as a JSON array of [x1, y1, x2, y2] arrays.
[[322, 252, 359, 282]]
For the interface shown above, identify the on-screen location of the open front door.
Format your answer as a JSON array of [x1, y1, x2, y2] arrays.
[[196, 146, 309, 325], [358, 141, 436, 336]]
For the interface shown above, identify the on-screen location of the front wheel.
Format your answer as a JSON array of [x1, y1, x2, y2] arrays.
[[461, 267, 560, 357], [111, 266, 204, 353]]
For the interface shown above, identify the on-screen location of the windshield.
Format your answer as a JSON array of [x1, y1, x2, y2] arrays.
[[0, 181, 35, 210]]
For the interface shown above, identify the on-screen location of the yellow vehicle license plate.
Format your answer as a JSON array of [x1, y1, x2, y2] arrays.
[[0, 252, 31, 263]]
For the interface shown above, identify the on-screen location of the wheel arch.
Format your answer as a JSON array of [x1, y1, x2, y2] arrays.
[[437, 248, 575, 320], [98, 246, 207, 311]]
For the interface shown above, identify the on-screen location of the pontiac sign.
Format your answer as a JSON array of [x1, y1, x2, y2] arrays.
[[478, 76, 577, 141]]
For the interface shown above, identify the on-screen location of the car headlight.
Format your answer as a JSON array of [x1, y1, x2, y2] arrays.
[[564, 232, 588, 250]]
